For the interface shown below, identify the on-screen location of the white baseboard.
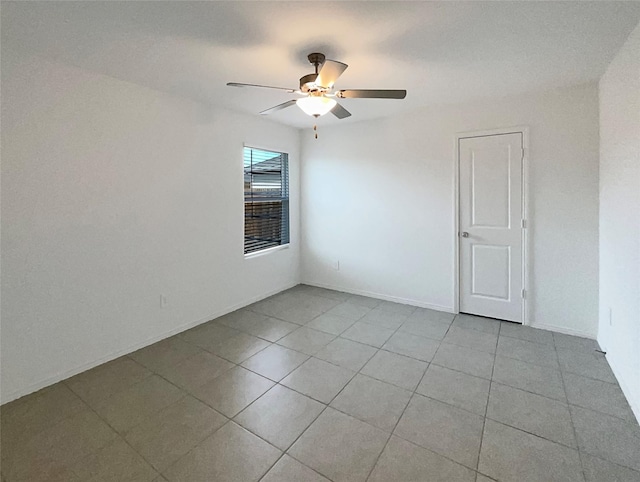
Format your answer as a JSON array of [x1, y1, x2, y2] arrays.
[[605, 353, 640, 424], [1, 282, 297, 405], [302, 280, 455, 314], [529, 322, 597, 340]]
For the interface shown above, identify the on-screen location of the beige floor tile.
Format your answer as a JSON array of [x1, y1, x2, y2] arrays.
[[382, 331, 439, 362], [369, 436, 476, 482], [241, 343, 309, 381], [478, 420, 583, 482], [204, 331, 271, 363], [330, 374, 411, 432], [130, 337, 202, 373], [276, 327, 336, 355], [581, 453, 640, 482], [70, 438, 157, 481], [285, 293, 342, 313], [432, 343, 495, 379], [216, 308, 271, 330], [314, 338, 377, 371], [553, 332, 600, 352], [492, 356, 566, 401], [65, 357, 152, 405], [359, 309, 408, 330], [486, 383, 576, 447], [394, 394, 484, 468], [294, 285, 351, 302], [156, 351, 234, 393], [443, 326, 498, 354], [557, 348, 616, 383], [399, 317, 450, 341], [377, 300, 416, 315], [92, 375, 184, 433], [452, 314, 501, 334], [276, 304, 331, 324], [163, 422, 281, 482], [190, 366, 274, 417], [0, 383, 86, 446], [563, 372, 636, 421], [346, 294, 382, 308], [499, 323, 554, 346], [476, 474, 497, 482], [219, 310, 299, 342], [261, 455, 330, 482], [406, 308, 455, 325], [5, 465, 82, 482], [235, 385, 324, 450], [289, 408, 388, 482], [360, 349, 428, 391], [496, 336, 559, 368], [306, 313, 357, 335], [341, 322, 395, 348], [3, 410, 117, 481], [247, 297, 290, 319], [125, 396, 227, 472], [281, 358, 354, 403], [249, 317, 301, 342], [571, 405, 640, 471], [179, 322, 239, 351], [324, 301, 371, 320], [417, 365, 490, 415]]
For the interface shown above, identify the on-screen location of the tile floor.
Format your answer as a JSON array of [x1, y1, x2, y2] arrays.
[[2, 284, 639, 481]]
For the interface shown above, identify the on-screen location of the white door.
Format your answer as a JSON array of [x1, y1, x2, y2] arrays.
[[459, 132, 524, 323]]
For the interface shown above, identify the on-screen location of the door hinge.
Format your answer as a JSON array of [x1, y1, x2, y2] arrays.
[[521, 289, 526, 299], [521, 219, 526, 229]]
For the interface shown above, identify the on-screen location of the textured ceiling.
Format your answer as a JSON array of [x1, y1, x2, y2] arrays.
[[3, 1, 640, 128]]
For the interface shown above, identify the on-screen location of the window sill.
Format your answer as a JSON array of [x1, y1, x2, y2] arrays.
[[244, 244, 290, 259]]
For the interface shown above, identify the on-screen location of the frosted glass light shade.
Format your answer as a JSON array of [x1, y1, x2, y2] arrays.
[[296, 96, 337, 117]]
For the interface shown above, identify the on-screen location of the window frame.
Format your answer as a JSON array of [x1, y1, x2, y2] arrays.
[[243, 145, 290, 257]]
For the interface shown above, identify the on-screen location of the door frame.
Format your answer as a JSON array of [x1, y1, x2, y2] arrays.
[[453, 126, 530, 325]]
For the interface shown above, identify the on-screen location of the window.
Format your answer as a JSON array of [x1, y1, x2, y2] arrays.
[[243, 146, 290, 255]]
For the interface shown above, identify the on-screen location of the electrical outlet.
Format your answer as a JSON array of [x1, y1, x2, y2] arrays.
[[160, 295, 168, 309]]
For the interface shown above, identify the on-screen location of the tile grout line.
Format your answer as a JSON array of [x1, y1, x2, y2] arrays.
[[231, 305, 391, 481], [264, 304, 418, 481], [72, 382, 188, 479], [366, 313, 494, 480], [553, 335, 589, 482], [6, 385, 133, 480], [475, 318, 500, 480], [360, 307, 423, 482]]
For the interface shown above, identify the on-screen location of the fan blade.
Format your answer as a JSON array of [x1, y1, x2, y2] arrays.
[[315, 60, 348, 88], [337, 89, 406, 99], [259, 99, 297, 115], [331, 102, 351, 119], [227, 82, 296, 93]]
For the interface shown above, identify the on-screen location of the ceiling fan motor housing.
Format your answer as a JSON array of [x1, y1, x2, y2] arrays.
[[300, 52, 328, 93], [299, 73, 321, 92]]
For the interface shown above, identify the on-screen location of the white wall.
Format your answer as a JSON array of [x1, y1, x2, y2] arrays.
[[598, 22, 640, 420], [302, 83, 599, 337], [1, 53, 300, 403]]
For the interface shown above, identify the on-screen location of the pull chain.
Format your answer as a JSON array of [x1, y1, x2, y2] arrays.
[[313, 124, 318, 139]]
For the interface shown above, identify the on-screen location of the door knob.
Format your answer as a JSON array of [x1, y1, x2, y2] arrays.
[[461, 232, 469, 238]]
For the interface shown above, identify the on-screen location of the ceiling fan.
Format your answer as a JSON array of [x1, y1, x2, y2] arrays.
[[227, 53, 407, 120]]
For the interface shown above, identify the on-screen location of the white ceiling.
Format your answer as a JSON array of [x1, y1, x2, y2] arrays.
[[3, 1, 640, 128]]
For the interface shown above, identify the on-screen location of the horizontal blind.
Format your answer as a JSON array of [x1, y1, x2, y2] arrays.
[[244, 147, 290, 254]]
